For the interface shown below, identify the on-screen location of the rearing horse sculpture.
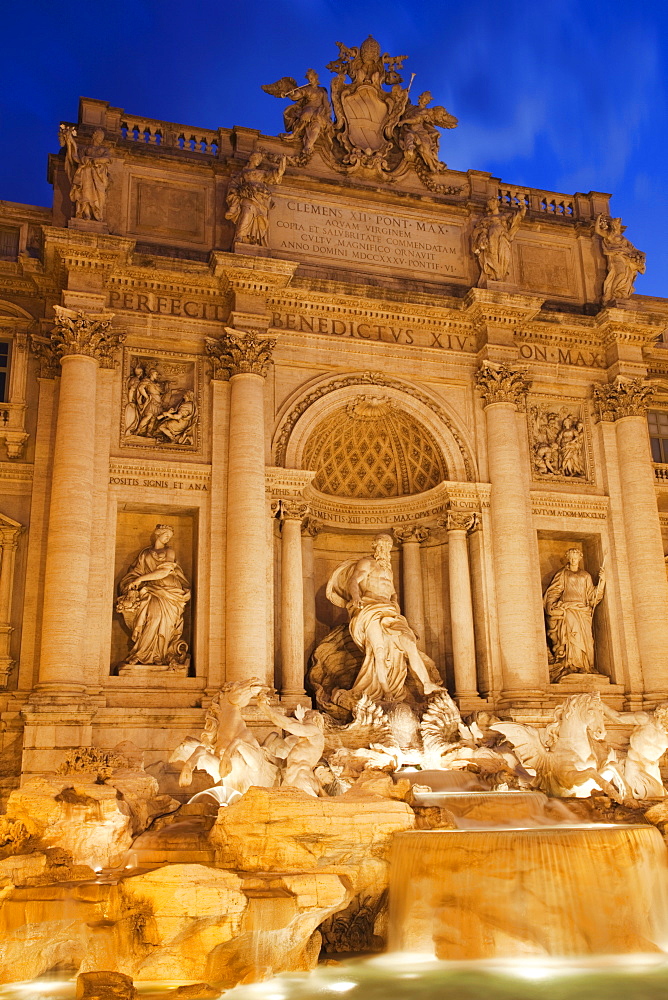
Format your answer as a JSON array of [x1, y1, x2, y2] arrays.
[[491, 692, 628, 802]]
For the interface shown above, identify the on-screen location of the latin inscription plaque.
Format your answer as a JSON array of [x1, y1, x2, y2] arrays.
[[269, 194, 467, 281]]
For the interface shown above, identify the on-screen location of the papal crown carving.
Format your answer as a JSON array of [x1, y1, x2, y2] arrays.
[[263, 35, 460, 191]]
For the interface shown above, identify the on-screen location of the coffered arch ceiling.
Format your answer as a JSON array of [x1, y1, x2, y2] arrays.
[[273, 371, 477, 493]]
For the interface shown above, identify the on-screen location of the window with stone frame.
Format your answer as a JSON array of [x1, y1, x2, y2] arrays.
[[648, 409, 668, 463], [0, 227, 19, 262], [0, 341, 9, 403]]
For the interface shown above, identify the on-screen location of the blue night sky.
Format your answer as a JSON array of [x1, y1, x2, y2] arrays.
[[2, 0, 667, 295]]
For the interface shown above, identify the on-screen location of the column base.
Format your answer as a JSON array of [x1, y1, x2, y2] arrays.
[[21, 698, 98, 778], [280, 690, 312, 711], [497, 689, 553, 713], [455, 691, 489, 714], [642, 691, 668, 710]]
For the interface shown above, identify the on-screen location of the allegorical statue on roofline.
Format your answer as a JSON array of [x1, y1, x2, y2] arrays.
[[262, 35, 459, 189], [225, 152, 287, 246], [58, 125, 111, 223], [594, 214, 646, 303]]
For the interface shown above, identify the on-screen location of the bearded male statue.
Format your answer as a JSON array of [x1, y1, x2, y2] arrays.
[[326, 533, 443, 704]]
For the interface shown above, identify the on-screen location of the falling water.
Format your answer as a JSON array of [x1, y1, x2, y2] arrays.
[[388, 823, 668, 959]]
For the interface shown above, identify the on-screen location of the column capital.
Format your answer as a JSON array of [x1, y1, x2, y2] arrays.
[[206, 327, 275, 379], [591, 376, 653, 421], [273, 498, 310, 522], [474, 360, 531, 408], [48, 306, 123, 364], [302, 516, 323, 538], [439, 511, 479, 533], [393, 524, 430, 544], [29, 334, 60, 379]]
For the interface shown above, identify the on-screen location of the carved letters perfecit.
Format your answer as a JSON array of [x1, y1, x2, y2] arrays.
[[474, 361, 532, 407], [206, 328, 276, 379], [591, 377, 653, 421]]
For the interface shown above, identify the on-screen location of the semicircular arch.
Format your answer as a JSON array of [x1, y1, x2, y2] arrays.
[[272, 370, 478, 483]]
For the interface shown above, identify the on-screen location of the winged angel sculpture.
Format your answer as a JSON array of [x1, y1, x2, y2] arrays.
[[262, 35, 459, 187]]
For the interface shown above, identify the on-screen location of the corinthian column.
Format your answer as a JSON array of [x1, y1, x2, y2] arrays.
[[207, 328, 275, 683], [593, 378, 668, 701], [32, 306, 123, 692], [301, 516, 322, 666], [440, 512, 478, 701], [276, 499, 309, 706], [475, 361, 547, 701], [393, 525, 429, 646]]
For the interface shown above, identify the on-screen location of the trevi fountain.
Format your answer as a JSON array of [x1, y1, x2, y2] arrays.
[[2, 33, 668, 1000]]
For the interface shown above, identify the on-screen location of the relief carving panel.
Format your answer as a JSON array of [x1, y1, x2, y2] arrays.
[[528, 397, 592, 484], [121, 350, 200, 452]]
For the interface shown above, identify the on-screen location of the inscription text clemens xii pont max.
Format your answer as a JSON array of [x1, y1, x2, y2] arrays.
[[269, 195, 466, 280]]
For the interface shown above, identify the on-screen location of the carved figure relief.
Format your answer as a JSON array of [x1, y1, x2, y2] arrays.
[[225, 153, 287, 246], [263, 35, 460, 189], [122, 353, 198, 449], [543, 548, 605, 683], [471, 198, 525, 284], [116, 524, 191, 672], [594, 214, 645, 302], [529, 402, 588, 481], [58, 125, 111, 222]]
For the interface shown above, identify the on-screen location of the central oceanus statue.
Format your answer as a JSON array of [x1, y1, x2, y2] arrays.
[[325, 533, 443, 708]]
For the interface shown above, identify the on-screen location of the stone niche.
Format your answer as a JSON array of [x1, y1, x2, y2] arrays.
[[537, 532, 613, 684], [111, 507, 196, 675]]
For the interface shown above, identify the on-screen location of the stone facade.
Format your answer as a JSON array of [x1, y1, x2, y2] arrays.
[[1, 37, 668, 784]]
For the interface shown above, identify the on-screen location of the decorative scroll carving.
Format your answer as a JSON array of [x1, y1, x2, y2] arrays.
[[592, 377, 653, 421], [59, 126, 111, 222], [594, 214, 646, 303], [302, 516, 323, 538], [49, 305, 123, 363], [273, 370, 474, 481], [438, 512, 477, 533], [225, 153, 287, 246], [206, 328, 275, 379], [393, 524, 430, 544], [273, 498, 310, 522], [29, 334, 59, 379], [474, 360, 531, 407], [529, 402, 587, 480]]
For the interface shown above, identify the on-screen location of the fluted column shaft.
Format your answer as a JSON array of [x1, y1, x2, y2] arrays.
[[31, 306, 122, 692], [445, 515, 478, 698], [476, 363, 547, 698], [207, 328, 276, 685], [593, 378, 668, 698], [301, 518, 320, 666], [226, 372, 268, 681], [615, 414, 668, 693], [279, 502, 308, 701], [394, 526, 428, 646], [39, 355, 100, 688]]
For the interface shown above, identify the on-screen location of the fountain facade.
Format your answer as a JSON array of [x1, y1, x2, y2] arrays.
[[0, 29, 668, 999]]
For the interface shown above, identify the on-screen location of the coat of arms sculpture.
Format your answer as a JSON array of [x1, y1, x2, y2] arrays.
[[263, 35, 459, 189]]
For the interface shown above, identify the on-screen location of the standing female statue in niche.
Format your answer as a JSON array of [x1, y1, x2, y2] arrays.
[[543, 548, 605, 682], [116, 524, 191, 667]]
